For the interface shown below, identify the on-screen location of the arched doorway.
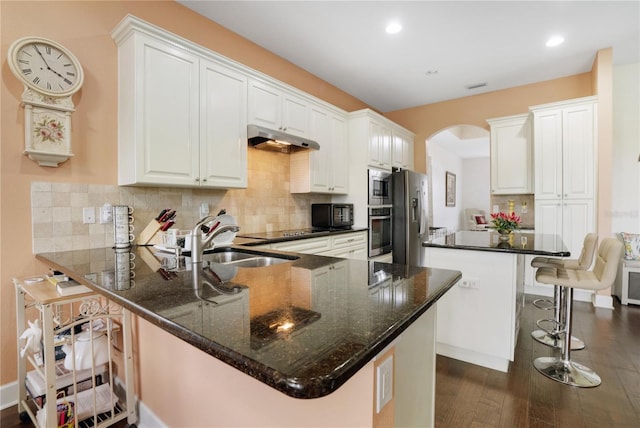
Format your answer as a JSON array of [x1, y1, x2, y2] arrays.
[[427, 125, 490, 232]]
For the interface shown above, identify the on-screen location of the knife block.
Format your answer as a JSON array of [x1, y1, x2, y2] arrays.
[[137, 220, 163, 246]]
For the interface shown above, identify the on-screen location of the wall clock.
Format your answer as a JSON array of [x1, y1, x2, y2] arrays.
[[8, 36, 84, 167]]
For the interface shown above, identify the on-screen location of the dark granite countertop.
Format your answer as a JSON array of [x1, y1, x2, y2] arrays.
[[424, 230, 570, 256], [36, 245, 460, 399]]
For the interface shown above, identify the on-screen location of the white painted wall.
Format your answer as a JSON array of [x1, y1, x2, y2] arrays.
[[461, 157, 491, 220], [428, 143, 463, 231], [612, 62, 640, 234]]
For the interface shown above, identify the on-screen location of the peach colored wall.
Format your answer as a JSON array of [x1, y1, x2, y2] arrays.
[[384, 73, 593, 174], [593, 48, 614, 296], [0, 0, 367, 387]]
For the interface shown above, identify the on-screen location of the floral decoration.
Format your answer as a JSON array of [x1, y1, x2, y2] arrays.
[[34, 117, 65, 144], [490, 211, 521, 232]]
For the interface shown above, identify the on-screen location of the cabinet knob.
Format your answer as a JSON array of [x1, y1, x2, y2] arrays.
[[203, 178, 207, 182], [195, 178, 200, 182]]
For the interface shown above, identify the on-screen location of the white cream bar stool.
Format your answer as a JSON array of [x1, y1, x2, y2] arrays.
[[533, 237, 623, 387], [530, 233, 598, 350]]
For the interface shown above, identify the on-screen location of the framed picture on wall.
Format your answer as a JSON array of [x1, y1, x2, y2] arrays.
[[445, 171, 456, 207]]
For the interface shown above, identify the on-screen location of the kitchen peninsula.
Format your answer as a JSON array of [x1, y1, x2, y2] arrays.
[[36, 245, 461, 427], [424, 230, 569, 372]]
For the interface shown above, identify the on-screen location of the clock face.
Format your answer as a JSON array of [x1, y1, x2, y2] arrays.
[[8, 37, 84, 97]]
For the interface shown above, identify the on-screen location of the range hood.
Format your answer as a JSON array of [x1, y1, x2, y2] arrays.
[[248, 124, 320, 153]]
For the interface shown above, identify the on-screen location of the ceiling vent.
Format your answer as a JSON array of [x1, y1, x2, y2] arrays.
[[465, 82, 488, 90]]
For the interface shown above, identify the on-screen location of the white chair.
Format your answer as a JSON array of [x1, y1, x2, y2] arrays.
[[530, 233, 598, 350], [464, 208, 488, 231], [533, 237, 623, 387]]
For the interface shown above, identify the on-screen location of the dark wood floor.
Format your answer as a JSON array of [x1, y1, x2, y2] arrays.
[[3, 295, 639, 428], [435, 295, 640, 428]]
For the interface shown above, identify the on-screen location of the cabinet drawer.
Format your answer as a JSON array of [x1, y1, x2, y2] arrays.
[[271, 237, 332, 254], [322, 244, 368, 260], [331, 232, 367, 249]]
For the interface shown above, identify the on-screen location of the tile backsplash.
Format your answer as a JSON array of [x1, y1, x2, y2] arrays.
[[31, 148, 330, 253], [490, 194, 535, 227]]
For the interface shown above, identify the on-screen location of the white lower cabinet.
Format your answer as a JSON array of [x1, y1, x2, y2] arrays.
[[270, 236, 332, 254], [269, 231, 367, 260]]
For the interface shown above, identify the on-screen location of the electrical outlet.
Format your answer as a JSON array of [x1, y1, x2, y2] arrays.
[[200, 203, 209, 218], [376, 355, 393, 413], [492, 205, 500, 214], [83, 207, 96, 224], [459, 278, 480, 289]]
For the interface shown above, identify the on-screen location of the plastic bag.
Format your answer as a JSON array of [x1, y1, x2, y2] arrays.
[[19, 319, 42, 358]]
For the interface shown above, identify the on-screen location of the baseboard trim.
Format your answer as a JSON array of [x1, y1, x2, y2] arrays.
[[138, 398, 168, 428], [592, 294, 614, 309], [436, 343, 510, 373], [525, 284, 594, 302], [0, 380, 18, 410]]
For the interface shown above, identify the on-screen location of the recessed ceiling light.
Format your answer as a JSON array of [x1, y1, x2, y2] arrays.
[[546, 35, 565, 47], [386, 21, 402, 34]]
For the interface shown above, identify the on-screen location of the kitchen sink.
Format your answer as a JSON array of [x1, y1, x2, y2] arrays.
[[202, 248, 298, 268]]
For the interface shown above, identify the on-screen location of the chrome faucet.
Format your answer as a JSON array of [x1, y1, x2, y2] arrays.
[[190, 216, 240, 263]]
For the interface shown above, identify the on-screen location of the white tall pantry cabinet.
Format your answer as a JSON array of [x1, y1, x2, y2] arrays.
[[529, 96, 598, 299]]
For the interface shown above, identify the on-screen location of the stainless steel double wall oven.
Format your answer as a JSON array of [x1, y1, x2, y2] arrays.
[[368, 169, 393, 257]]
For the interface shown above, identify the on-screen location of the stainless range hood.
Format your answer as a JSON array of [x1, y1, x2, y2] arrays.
[[248, 124, 320, 153]]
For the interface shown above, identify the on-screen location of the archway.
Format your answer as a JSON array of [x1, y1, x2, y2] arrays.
[[426, 125, 490, 233]]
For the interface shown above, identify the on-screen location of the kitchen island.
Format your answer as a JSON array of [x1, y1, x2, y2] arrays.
[[423, 230, 569, 372], [36, 245, 461, 427]]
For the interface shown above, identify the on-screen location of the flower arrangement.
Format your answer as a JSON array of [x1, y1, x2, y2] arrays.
[[490, 211, 521, 232]]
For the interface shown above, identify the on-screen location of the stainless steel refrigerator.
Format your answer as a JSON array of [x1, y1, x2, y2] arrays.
[[392, 169, 431, 266]]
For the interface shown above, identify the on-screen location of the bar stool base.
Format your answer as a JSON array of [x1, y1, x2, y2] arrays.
[[531, 329, 585, 350], [534, 356, 601, 387]]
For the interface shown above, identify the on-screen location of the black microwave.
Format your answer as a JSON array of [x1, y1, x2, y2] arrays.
[[312, 204, 354, 229]]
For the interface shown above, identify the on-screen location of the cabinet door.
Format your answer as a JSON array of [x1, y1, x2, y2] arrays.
[[368, 120, 392, 170], [534, 200, 563, 245], [562, 199, 595, 257], [533, 109, 563, 199], [282, 92, 309, 137], [392, 129, 414, 170], [200, 60, 248, 188], [562, 103, 595, 199], [330, 113, 348, 193], [128, 36, 200, 186], [489, 115, 532, 194], [247, 79, 281, 130], [309, 106, 332, 192]]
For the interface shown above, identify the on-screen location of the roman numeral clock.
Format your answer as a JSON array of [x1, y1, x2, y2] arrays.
[[8, 37, 84, 167]]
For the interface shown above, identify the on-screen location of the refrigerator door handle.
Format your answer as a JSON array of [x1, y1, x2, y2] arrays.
[[417, 187, 427, 236]]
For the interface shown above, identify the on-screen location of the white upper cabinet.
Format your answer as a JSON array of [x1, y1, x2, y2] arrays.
[[290, 104, 348, 194], [531, 97, 596, 200], [199, 59, 248, 188], [112, 16, 247, 188], [368, 119, 392, 170], [487, 113, 532, 195], [392, 128, 414, 170], [248, 78, 309, 137]]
